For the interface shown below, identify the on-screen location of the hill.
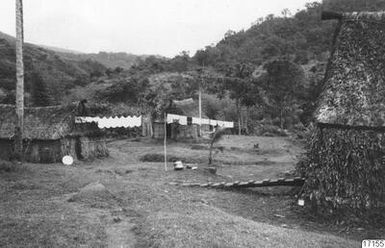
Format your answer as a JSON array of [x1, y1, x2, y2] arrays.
[[39, 43, 149, 70], [0, 31, 107, 106], [57, 51, 149, 70]]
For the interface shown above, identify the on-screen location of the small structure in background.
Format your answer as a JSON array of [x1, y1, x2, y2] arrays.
[[152, 99, 233, 140], [0, 102, 109, 163], [153, 99, 205, 140]]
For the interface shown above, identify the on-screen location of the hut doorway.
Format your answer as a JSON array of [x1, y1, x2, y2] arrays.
[[75, 137, 83, 160]]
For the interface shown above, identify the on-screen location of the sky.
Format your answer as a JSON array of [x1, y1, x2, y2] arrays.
[[0, 0, 321, 57]]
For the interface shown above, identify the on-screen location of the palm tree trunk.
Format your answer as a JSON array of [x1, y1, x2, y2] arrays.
[[15, 0, 24, 161]]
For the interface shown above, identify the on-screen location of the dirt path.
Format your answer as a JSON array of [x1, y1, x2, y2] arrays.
[[106, 221, 136, 248]]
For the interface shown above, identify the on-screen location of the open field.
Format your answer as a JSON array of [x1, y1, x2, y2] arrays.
[[0, 135, 376, 247]]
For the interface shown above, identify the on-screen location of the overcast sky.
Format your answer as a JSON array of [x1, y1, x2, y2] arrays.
[[0, 0, 320, 57]]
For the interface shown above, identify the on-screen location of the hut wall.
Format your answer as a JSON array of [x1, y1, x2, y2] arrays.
[[0, 139, 13, 161], [170, 124, 198, 140], [60, 137, 78, 160], [201, 124, 212, 132], [26, 140, 63, 163], [152, 122, 198, 140], [153, 122, 165, 139], [299, 126, 385, 212], [79, 136, 109, 159], [0, 138, 74, 163]]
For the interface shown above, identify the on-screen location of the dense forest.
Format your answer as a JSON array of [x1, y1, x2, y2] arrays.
[[1, 0, 385, 134]]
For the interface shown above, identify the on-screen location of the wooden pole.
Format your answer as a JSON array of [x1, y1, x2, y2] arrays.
[[198, 84, 202, 137], [15, 0, 24, 161], [198, 65, 203, 137], [164, 113, 167, 171]]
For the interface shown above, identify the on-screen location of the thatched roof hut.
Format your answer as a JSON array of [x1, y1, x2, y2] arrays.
[[299, 11, 385, 214], [0, 103, 108, 163]]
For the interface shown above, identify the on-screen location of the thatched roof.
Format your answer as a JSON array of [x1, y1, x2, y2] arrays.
[[0, 104, 78, 140], [316, 11, 385, 127]]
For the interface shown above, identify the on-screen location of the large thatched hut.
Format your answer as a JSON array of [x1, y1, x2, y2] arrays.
[[299, 12, 385, 212], [0, 103, 109, 163]]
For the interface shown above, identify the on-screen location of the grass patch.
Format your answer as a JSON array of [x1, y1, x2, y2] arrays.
[[0, 160, 28, 173], [190, 144, 208, 150], [134, 205, 358, 248], [139, 153, 193, 163]]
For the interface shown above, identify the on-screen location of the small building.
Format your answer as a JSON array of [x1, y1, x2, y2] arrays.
[[0, 103, 108, 163], [152, 99, 206, 140]]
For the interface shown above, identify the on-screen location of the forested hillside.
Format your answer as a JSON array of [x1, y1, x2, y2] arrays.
[[0, 31, 106, 106], [57, 51, 150, 70], [89, 1, 336, 133], [1, 0, 384, 133]]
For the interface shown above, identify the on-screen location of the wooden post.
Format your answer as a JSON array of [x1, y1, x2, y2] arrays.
[[198, 65, 203, 137], [164, 113, 167, 171], [15, 0, 24, 161], [198, 84, 202, 137]]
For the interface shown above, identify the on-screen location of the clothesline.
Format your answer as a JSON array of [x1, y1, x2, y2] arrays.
[[75, 114, 234, 129], [75, 116, 142, 129], [166, 114, 234, 128]]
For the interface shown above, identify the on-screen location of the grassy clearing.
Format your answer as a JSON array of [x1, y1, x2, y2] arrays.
[[136, 205, 357, 248], [0, 135, 371, 247]]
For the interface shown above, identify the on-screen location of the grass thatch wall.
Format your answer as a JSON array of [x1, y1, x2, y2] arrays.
[[0, 136, 109, 163], [153, 123, 165, 139], [298, 125, 385, 214], [78, 137, 109, 159], [170, 124, 199, 140], [0, 139, 69, 163], [152, 122, 199, 140], [0, 140, 13, 160]]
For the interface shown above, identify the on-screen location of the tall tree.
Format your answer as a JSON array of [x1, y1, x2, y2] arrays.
[[262, 59, 306, 129], [219, 63, 254, 135]]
